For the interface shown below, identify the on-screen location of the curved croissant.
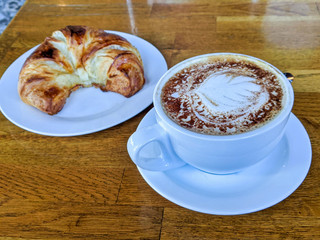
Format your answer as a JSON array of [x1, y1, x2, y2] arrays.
[[18, 25, 145, 115]]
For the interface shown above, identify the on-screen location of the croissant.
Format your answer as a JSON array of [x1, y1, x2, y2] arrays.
[[18, 25, 145, 115]]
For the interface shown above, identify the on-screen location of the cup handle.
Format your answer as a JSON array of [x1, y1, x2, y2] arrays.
[[127, 124, 186, 171]]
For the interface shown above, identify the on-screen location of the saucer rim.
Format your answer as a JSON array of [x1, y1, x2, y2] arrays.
[[133, 108, 312, 215]]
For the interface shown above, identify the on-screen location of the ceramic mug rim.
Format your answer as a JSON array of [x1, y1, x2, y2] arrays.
[[153, 52, 294, 141]]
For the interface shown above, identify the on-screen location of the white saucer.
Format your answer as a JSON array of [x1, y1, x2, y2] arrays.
[[0, 31, 167, 136], [133, 108, 312, 215]]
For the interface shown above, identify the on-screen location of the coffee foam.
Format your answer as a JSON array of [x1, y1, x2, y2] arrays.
[[161, 55, 286, 135], [195, 70, 266, 113]]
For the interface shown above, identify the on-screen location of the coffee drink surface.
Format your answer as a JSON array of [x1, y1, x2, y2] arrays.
[[161, 55, 287, 135]]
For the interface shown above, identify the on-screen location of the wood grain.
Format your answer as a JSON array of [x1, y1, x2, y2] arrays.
[[0, 0, 319, 239]]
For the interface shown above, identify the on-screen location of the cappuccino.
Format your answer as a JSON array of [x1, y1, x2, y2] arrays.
[[161, 55, 287, 135]]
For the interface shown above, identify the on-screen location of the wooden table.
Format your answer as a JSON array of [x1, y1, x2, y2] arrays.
[[0, 0, 319, 239]]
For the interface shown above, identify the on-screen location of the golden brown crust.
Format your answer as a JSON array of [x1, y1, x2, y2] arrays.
[[18, 25, 145, 115]]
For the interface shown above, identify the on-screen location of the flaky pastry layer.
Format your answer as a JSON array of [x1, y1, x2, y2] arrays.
[[18, 25, 145, 115]]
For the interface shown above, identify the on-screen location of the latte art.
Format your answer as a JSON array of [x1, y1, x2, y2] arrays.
[[161, 56, 286, 135], [194, 71, 267, 114]]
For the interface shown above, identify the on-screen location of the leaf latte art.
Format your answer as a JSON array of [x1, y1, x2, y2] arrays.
[[161, 57, 286, 135], [194, 71, 268, 116]]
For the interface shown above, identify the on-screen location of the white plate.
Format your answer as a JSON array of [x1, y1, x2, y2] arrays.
[[133, 108, 312, 215], [0, 31, 167, 136]]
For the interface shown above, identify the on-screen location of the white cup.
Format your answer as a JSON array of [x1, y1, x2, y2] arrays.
[[127, 53, 294, 174]]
